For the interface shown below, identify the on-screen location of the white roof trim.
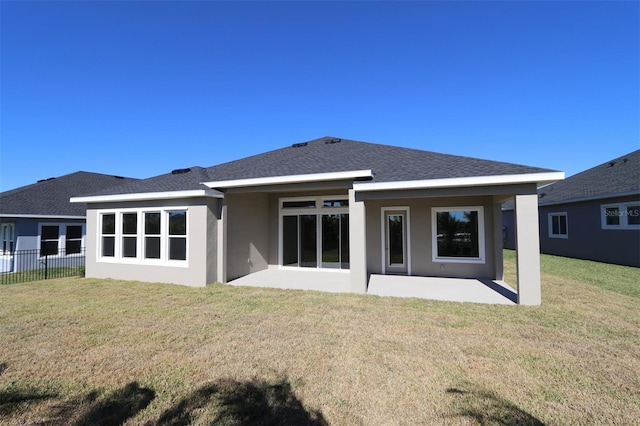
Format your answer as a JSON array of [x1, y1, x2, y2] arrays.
[[202, 169, 373, 189], [0, 214, 85, 219], [70, 189, 224, 204], [354, 172, 565, 192]]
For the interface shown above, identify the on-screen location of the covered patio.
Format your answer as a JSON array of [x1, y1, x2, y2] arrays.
[[227, 269, 517, 305]]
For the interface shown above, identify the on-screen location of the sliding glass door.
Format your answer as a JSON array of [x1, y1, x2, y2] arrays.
[[281, 197, 349, 270]]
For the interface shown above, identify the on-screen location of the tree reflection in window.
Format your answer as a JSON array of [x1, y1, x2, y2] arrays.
[[436, 210, 479, 258]]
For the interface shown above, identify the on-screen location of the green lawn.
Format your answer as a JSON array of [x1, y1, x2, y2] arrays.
[[1, 252, 638, 425]]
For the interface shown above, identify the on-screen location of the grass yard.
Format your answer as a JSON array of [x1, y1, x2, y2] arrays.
[[1, 252, 639, 425]]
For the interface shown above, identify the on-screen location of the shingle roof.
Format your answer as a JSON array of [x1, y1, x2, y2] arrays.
[[86, 137, 558, 197], [0, 171, 139, 216], [503, 149, 640, 209]]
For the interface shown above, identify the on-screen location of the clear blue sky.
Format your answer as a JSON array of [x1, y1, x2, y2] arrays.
[[1, 1, 638, 191]]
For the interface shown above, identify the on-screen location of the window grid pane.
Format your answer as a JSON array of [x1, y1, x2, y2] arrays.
[[282, 216, 299, 267], [627, 205, 640, 225], [169, 211, 186, 235], [102, 214, 115, 234], [605, 207, 620, 225], [169, 238, 186, 260], [67, 225, 82, 240], [300, 215, 317, 268]]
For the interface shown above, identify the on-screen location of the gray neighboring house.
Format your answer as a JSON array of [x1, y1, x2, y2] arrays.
[[72, 137, 563, 305], [0, 171, 139, 272], [503, 150, 640, 267]]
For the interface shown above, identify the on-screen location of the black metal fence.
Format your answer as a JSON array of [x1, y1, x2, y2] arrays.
[[0, 248, 86, 285]]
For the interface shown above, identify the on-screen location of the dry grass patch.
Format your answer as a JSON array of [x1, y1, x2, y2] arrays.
[[1, 253, 639, 425]]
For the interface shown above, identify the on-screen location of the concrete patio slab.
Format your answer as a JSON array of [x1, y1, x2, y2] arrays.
[[228, 268, 352, 293], [366, 275, 517, 305], [228, 269, 518, 304]]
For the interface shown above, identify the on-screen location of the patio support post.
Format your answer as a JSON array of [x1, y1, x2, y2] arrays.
[[216, 197, 227, 284], [514, 193, 542, 305], [492, 200, 504, 281], [349, 189, 367, 294]]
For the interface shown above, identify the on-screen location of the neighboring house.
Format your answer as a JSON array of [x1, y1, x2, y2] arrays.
[[71, 137, 563, 305], [503, 150, 640, 267], [0, 171, 139, 272]]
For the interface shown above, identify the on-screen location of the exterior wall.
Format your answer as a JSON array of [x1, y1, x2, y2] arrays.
[[364, 195, 497, 280], [225, 192, 270, 281], [85, 197, 220, 287], [539, 195, 640, 267]]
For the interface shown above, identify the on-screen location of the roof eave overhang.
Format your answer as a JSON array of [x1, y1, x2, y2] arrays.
[[70, 189, 225, 204], [202, 170, 374, 189], [0, 214, 85, 219], [502, 189, 640, 211], [538, 189, 640, 207], [354, 172, 565, 192]]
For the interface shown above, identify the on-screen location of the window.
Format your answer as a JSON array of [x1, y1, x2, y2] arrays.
[[101, 214, 116, 257], [38, 223, 85, 256], [280, 196, 349, 270], [548, 213, 568, 238], [66, 226, 83, 254], [432, 207, 485, 263], [601, 202, 640, 229], [40, 226, 60, 256], [122, 213, 138, 258], [144, 212, 161, 259], [1, 223, 14, 254], [168, 211, 187, 260], [98, 208, 188, 264]]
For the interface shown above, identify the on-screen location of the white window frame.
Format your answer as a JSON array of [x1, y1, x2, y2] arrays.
[[278, 195, 350, 272], [1, 223, 15, 254], [548, 212, 569, 239], [38, 223, 86, 257], [96, 207, 189, 266], [601, 202, 640, 230], [431, 206, 485, 264]]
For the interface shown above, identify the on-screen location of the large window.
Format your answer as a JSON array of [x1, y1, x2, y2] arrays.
[[98, 209, 188, 264], [280, 196, 349, 270], [432, 207, 485, 263], [601, 202, 640, 229], [548, 212, 568, 238], [38, 223, 85, 256]]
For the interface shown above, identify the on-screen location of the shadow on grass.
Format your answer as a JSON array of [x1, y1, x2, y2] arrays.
[[0, 367, 154, 426], [156, 377, 328, 425], [445, 382, 545, 425], [0, 362, 57, 416], [70, 382, 155, 426]]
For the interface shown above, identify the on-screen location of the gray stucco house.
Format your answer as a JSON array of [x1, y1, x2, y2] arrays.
[[503, 149, 640, 267], [72, 137, 563, 305], [0, 171, 138, 273]]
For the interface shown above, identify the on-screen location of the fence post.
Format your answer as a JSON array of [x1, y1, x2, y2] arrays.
[[44, 254, 48, 280]]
